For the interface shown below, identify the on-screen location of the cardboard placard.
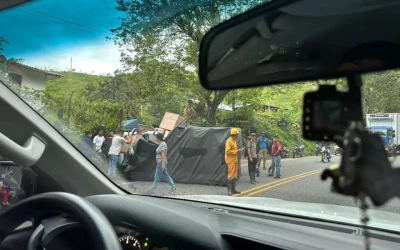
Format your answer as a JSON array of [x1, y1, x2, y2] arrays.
[[159, 112, 184, 131]]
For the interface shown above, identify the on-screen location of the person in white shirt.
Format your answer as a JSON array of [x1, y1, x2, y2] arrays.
[[93, 130, 105, 152], [108, 129, 133, 176]]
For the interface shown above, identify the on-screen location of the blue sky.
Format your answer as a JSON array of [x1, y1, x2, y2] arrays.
[[0, 0, 124, 74]]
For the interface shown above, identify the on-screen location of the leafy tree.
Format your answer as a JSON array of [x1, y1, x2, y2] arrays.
[[84, 60, 188, 126], [111, 0, 268, 125], [361, 70, 400, 115]]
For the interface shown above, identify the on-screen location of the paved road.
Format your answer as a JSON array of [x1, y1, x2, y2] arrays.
[[119, 155, 400, 214]]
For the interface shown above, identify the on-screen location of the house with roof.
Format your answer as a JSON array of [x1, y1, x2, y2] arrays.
[[6, 62, 63, 90]]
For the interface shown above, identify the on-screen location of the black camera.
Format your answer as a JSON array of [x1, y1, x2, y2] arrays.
[[303, 85, 354, 141]]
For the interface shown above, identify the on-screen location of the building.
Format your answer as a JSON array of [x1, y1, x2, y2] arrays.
[[6, 62, 63, 90], [188, 98, 248, 112], [261, 104, 280, 113]]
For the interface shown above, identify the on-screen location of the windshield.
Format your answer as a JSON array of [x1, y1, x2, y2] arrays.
[[2, 0, 400, 232], [370, 128, 388, 138]]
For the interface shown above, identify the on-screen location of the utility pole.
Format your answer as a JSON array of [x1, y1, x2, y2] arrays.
[[70, 57, 72, 71], [232, 90, 236, 126]]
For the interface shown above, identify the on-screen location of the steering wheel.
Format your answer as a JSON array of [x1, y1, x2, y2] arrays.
[[0, 192, 122, 250]]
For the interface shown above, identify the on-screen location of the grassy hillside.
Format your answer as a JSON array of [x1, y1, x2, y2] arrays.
[[46, 71, 107, 96], [256, 82, 318, 156], [261, 82, 317, 108]]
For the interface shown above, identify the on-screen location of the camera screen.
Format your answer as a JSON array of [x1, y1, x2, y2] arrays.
[[313, 100, 344, 130]]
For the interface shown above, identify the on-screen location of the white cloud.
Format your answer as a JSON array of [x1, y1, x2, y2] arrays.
[[23, 41, 123, 75]]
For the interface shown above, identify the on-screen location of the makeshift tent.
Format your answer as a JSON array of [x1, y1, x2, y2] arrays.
[[123, 119, 142, 130], [119, 126, 242, 185]]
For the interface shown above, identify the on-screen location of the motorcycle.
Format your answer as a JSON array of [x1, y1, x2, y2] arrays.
[[315, 143, 323, 156], [334, 145, 342, 155], [280, 146, 290, 158], [321, 146, 331, 163], [293, 144, 305, 158]]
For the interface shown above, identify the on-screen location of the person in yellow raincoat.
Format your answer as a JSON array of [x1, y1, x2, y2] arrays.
[[225, 128, 243, 195]]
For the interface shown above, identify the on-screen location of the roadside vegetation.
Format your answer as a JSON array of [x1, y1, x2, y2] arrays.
[[2, 0, 400, 156]]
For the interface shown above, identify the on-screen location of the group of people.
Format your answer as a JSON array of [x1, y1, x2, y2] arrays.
[[225, 129, 282, 196], [81, 127, 282, 196], [81, 129, 133, 176], [247, 132, 282, 182], [80, 129, 176, 194]]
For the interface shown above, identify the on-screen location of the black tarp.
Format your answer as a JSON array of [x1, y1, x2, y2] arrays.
[[120, 126, 242, 185]]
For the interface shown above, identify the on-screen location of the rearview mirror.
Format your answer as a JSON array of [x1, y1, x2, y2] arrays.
[[199, 0, 400, 90]]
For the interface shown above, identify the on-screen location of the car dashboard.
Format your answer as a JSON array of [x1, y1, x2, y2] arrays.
[[2, 194, 400, 250]]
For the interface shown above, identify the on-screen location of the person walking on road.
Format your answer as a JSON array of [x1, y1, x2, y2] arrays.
[[268, 136, 282, 178], [149, 133, 176, 195], [225, 128, 243, 195], [257, 132, 269, 170], [247, 133, 259, 184]]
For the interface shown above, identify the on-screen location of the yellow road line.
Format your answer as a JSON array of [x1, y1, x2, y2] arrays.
[[233, 169, 322, 197], [245, 171, 322, 197]]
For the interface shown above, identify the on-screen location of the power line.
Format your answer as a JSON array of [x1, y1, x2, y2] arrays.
[[19, 7, 114, 37], [21, 7, 113, 36]]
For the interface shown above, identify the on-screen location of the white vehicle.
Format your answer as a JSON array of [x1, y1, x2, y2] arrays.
[[366, 113, 400, 152]]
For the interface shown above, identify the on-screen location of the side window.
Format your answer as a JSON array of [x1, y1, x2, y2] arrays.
[[9, 73, 22, 86]]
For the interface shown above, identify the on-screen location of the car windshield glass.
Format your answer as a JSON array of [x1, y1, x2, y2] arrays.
[[2, 0, 400, 232]]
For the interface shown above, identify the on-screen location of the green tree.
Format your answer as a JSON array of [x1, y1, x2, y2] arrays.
[[361, 70, 400, 115], [111, 0, 268, 126], [84, 60, 189, 126]]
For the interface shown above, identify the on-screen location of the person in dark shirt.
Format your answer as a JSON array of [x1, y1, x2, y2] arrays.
[[83, 131, 93, 146], [247, 133, 258, 184], [267, 141, 273, 175], [101, 131, 114, 158], [77, 131, 93, 156]]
